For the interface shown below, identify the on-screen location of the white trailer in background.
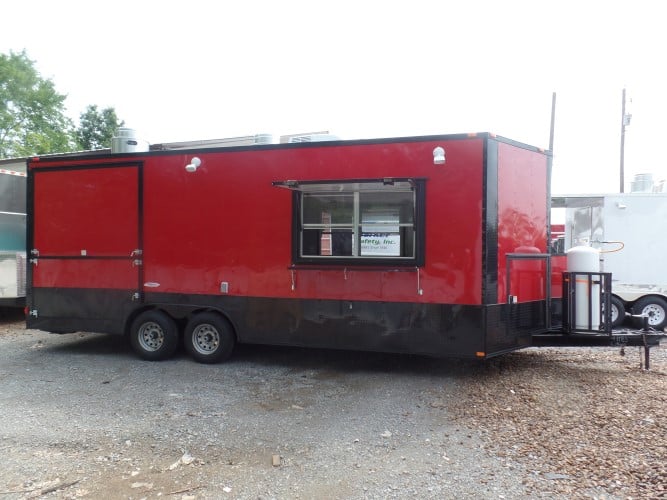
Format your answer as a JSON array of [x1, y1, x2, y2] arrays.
[[552, 192, 667, 330], [0, 163, 27, 308]]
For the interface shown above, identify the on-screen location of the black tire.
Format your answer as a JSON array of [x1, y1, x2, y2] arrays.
[[610, 295, 626, 328], [184, 312, 236, 364], [632, 296, 667, 331], [130, 310, 180, 361]]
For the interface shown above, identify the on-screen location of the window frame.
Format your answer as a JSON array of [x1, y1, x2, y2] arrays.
[[286, 178, 426, 267]]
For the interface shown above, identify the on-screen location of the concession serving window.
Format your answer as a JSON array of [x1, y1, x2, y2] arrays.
[[273, 178, 425, 266]]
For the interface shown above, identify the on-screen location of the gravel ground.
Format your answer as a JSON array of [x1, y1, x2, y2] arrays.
[[0, 309, 665, 499]]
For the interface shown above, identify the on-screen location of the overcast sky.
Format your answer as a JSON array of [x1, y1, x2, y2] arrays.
[[2, 0, 666, 194]]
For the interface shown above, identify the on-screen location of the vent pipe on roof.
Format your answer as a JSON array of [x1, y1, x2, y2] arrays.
[[111, 128, 149, 153], [630, 173, 654, 193]]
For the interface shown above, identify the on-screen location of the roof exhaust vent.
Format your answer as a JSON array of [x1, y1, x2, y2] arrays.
[[111, 128, 149, 153], [630, 173, 654, 193]]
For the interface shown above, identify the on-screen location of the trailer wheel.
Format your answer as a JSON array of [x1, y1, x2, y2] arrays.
[[130, 310, 180, 361], [184, 312, 235, 364], [632, 296, 667, 331], [610, 296, 626, 328]]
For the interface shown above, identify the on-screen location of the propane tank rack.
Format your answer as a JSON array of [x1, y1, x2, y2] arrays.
[[562, 271, 612, 334], [532, 271, 665, 369]]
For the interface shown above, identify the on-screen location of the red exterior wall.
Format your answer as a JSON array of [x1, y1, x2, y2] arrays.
[[139, 138, 485, 305], [496, 141, 549, 303], [29, 135, 549, 310], [30, 137, 489, 306]]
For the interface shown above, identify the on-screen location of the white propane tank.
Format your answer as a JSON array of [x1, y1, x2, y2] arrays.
[[566, 245, 601, 330]]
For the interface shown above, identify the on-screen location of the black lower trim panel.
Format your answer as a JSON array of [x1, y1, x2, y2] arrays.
[[28, 288, 136, 335], [27, 288, 549, 359], [153, 293, 489, 358]]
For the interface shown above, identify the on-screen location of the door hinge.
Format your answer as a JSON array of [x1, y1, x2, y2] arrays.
[[29, 309, 38, 318], [131, 249, 143, 266], [29, 258, 38, 266], [131, 292, 142, 301]]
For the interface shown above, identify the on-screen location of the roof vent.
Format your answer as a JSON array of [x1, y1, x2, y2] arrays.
[[630, 173, 654, 193], [111, 128, 149, 153], [280, 132, 340, 143]]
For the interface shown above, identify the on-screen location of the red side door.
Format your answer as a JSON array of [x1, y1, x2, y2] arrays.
[[30, 163, 142, 320]]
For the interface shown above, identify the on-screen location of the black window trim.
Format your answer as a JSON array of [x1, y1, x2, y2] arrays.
[[276, 177, 426, 267]]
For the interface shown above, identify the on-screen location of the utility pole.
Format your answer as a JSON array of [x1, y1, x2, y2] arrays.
[[549, 92, 556, 152], [620, 88, 631, 193]]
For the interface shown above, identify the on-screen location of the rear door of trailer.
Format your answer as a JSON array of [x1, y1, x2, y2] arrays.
[[29, 161, 142, 332]]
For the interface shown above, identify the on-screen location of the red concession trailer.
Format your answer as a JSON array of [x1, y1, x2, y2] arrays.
[[27, 132, 556, 362]]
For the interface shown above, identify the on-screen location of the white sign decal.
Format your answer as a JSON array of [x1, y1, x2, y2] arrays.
[[361, 233, 401, 256]]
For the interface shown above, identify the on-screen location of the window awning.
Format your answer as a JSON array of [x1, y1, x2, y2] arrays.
[[272, 178, 417, 192]]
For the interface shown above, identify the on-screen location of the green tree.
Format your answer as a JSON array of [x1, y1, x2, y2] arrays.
[[0, 50, 76, 158], [76, 105, 124, 150]]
